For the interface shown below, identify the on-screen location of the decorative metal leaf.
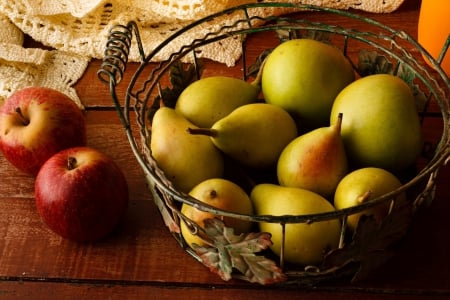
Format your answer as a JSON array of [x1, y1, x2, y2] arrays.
[[357, 49, 393, 76], [411, 83, 428, 111], [302, 30, 332, 44], [275, 22, 301, 42], [193, 218, 287, 285], [397, 63, 415, 84], [322, 200, 413, 282], [149, 60, 201, 120], [397, 64, 428, 111], [275, 22, 331, 44], [247, 48, 272, 79], [357, 50, 427, 111]]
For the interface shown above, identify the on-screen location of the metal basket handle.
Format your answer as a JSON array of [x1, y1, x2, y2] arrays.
[[97, 21, 146, 131], [97, 21, 145, 86]]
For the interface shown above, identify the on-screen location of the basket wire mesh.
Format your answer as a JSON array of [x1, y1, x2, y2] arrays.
[[98, 3, 450, 285]]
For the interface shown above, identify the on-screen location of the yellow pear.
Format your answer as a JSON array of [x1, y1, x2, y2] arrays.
[[250, 184, 341, 266], [150, 107, 224, 193], [175, 76, 260, 128], [180, 178, 254, 248], [262, 39, 355, 129], [188, 103, 298, 169], [330, 74, 422, 171], [334, 167, 405, 231], [277, 113, 348, 198]]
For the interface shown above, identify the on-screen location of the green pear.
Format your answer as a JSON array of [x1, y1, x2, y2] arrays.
[[250, 184, 341, 266], [180, 178, 254, 248], [261, 39, 354, 129], [330, 74, 423, 171], [188, 103, 298, 169], [277, 113, 348, 198], [175, 76, 260, 128], [150, 107, 224, 193], [334, 167, 406, 232]]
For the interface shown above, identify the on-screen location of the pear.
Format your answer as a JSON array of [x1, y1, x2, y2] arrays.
[[261, 39, 355, 129], [188, 103, 298, 169], [150, 107, 224, 193], [175, 76, 260, 128], [334, 167, 406, 232], [180, 178, 254, 248], [330, 74, 423, 171], [277, 113, 348, 198], [250, 184, 341, 266]]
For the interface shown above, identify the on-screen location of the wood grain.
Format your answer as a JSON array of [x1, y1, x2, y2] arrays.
[[2, 0, 450, 298]]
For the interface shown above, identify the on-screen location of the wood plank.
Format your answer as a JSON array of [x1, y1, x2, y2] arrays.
[[1, 280, 449, 300]]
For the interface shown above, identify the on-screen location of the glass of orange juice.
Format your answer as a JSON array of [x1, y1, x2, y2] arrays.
[[418, 0, 450, 76]]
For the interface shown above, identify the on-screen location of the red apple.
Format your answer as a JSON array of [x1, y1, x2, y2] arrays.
[[0, 86, 86, 175], [35, 147, 129, 242]]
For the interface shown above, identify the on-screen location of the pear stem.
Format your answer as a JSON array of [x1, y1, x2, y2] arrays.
[[334, 112, 343, 133], [356, 190, 372, 204], [15, 107, 30, 126], [187, 127, 219, 138]]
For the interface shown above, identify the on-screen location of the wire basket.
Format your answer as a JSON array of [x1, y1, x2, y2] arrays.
[[98, 3, 450, 286]]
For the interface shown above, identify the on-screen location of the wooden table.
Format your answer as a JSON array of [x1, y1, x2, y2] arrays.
[[1, 0, 450, 299]]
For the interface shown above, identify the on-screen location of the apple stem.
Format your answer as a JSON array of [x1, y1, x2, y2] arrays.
[[67, 156, 77, 170], [187, 127, 218, 138], [15, 107, 30, 126]]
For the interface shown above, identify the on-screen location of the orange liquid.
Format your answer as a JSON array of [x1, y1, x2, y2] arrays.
[[418, 0, 450, 76]]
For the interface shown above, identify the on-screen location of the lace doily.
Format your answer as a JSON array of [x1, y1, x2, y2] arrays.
[[0, 0, 405, 106]]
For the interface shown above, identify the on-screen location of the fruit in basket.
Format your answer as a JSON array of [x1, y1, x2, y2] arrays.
[[175, 76, 260, 128], [251, 184, 341, 266], [333, 167, 405, 231], [0, 86, 86, 175], [150, 107, 224, 192], [188, 103, 297, 169], [35, 147, 129, 242], [330, 74, 423, 171], [261, 38, 354, 129], [180, 178, 254, 248], [277, 113, 348, 198]]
